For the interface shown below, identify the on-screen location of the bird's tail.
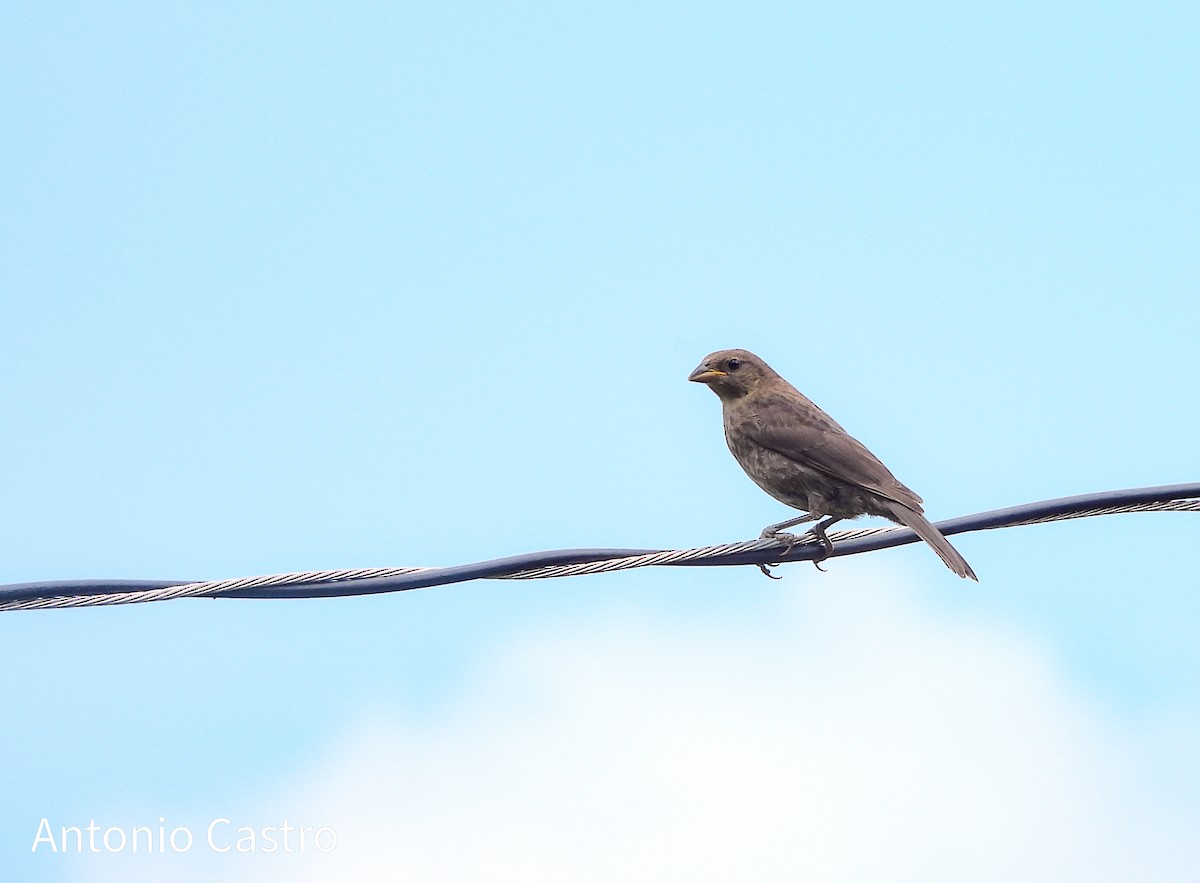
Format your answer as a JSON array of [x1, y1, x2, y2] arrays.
[[883, 502, 978, 581]]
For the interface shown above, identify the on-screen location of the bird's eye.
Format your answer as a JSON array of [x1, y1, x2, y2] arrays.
[[726, 358, 741, 371]]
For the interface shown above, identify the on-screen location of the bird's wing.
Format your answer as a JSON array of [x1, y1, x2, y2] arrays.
[[741, 390, 924, 510]]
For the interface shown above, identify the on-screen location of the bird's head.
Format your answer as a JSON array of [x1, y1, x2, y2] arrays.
[[687, 349, 777, 401]]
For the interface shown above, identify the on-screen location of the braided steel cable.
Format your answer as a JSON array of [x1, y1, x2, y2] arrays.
[[2, 483, 1197, 612]]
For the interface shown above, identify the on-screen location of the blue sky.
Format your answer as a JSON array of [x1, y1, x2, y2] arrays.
[[2, 2, 1197, 879]]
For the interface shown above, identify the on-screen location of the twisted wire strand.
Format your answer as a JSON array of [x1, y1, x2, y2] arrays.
[[2, 484, 1196, 612], [986, 498, 1200, 527], [0, 568, 430, 612], [502, 499, 1200, 579]]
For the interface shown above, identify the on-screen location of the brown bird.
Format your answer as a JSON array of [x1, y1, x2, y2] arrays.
[[689, 348, 977, 580]]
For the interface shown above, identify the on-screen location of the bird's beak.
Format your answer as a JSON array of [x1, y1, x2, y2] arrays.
[[688, 364, 726, 383]]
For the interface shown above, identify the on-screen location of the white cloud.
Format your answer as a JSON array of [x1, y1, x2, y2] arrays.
[[84, 565, 1199, 882]]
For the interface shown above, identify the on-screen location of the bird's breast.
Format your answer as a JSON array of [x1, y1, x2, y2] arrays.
[[722, 416, 819, 510]]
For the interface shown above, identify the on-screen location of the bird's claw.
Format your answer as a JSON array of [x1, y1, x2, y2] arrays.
[[806, 525, 835, 572], [761, 525, 837, 573], [759, 525, 837, 575], [760, 529, 802, 553], [756, 563, 782, 580]]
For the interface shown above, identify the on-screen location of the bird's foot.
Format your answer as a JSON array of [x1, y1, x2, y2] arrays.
[[760, 528, 802, 551], [805, 525, 836, 572], [761, 529, 821, 574], [760, 526, 836, 573], [756, 563, 782, 580], [759, 523, 838, 574]]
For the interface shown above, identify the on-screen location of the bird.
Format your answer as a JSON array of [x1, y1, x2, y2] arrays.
[[688, 348, 977, 580]]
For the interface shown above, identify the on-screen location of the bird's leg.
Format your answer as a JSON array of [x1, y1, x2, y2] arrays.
[[761, 512, 821, 536], [759, 512, 821, 550]]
